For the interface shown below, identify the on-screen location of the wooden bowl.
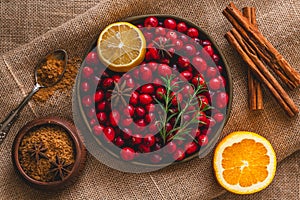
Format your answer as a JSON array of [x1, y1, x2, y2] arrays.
[[12, 117, 86, 190]]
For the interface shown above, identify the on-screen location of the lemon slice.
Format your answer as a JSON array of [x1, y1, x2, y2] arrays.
[[97, 22, 146, 72], [213, 131, 277, 194]]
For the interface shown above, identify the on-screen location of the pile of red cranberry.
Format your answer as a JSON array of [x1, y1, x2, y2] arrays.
[[79, 16, 229, 164]]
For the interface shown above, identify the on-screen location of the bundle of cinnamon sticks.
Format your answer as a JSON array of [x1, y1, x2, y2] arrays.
[[223, 2, 300, 117]]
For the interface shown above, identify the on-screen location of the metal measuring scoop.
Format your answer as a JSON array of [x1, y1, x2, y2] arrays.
[[0, 49, 68, 145]]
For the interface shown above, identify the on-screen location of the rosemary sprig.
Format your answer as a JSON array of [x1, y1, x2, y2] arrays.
[[155, 74, 212, 144]]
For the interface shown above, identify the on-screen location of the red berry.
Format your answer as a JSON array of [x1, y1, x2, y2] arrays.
[[122, 118, 133, 127], [102, 78, 114, 89], [82, 66, 94, 78], [166, 30, 177, 41], [173, 149, 185, 161], [183, 44, 196, 56], [120, 147, 135, 161], [122, 128, 133, 138], [173, 39, 183, 50], [143, 134, 155, 146], [145, 103, 155, 113], [180, 70, 193, 81], [136, 118, 147, 127], [177, 22, 188, 33], [218, 75, 226, 88], [179, 34, 189, 43], [126, 78, 135, 88], [148, 62, 158, 71], [141, 84, 155, 94], [103, 127, 115, 142], [85, 51, 99, 65], [94, 90, 104, 102], [115, 137, 124, 147], [150, 154, 162, 163], [187, 28, 199, 38], [212, 54, 220, 63], [149, 124, 158, 133], [97, 112, 107, 123], [214, 91, 228, 109], [132, 134, 143, 145], [182, 84, 194, 97], [164, 18, 177, 29], [157, 64, 172, 76], [135, 106, 146, 118], [198, 95, 210, 110], [177, 56, 190, 68], [202, 40, 211, 46], [144, 16, 158, 27], [139, 94, 153, 105], [203, 45, 214, 56], [192, 56, 207, 73], [138, 144, 151, 153], [93, 125, 104, 136], [81, 81, 90, 93], [198, 135, 208, 146], [127, 105, 135, 117], [214, 112, 224, 123], [209, 78, 221, 90], [206, 67, 218, 79], [129, 91, 139, 105], [109, 111, 120, 127], [140, 66, 153, 82], [184, 142, 198, 154], [165, 141, 177, 154], [155, 26, 166, 36], [82, 95, 93, 107], [87, 108, 96, 118], [97, 101, 107, 111], [143, 31, 153, 41], [198, 111, 207, 125], [192, 74, 206, 87]]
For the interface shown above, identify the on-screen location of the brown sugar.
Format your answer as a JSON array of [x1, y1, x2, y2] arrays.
[[33, 58, 81, 102], [18, 124, 75, 182]]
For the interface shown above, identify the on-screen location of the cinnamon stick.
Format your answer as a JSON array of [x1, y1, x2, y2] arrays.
[[243, 7, 263, 110], [223, 2, 300, 89], [225, 30, 299, 117]]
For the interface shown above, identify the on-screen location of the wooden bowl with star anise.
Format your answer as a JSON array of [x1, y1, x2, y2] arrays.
[[12, 117, 86, 190]]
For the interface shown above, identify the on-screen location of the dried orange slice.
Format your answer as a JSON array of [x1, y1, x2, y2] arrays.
[[97, 22, 146, 72], [213, 131, 276, 194]]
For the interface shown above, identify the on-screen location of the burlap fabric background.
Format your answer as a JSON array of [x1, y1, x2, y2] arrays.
[[0, 0, 299, 199]]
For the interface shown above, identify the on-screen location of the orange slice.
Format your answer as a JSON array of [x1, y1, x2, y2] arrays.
[[213, 131, 276, 194], [97, 22, 146, 72]]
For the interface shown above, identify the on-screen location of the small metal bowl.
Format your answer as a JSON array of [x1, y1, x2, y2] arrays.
[[12, 117, 86, 190]]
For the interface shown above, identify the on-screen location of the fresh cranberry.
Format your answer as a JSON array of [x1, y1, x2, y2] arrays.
[[143, 31, 153, 41], [137, 24, 143, 28], [166, 30, 177, 41], [187, 28, 199, 38], [177, 56, 190, 68], [138, 144, 151, 153], [141, 84, 155, 94], [145, 103, 155, 113], [192, 56, 207, 73], [177, 22, 188, 33], [139, 66, 153, 82], [173, 149, 185, 161], [213, 112, 224, 123], [212, 54, 220, 63], [122, 128, 133, 138], [149, 123, 158, 133], [203, 45, 214, 56], [94, 90, 104, 103], [180, 71, 193, 81], [153, 78, 163, 86], [150, 154, 162, 163], [155, 26, 166, 36], [198, 135, 208, 146], [171, 93, 183, 106], [198, 111, 207, 125], [218, 75, 226, 88], [139, 94, 153, 105], [144, 16, 159, 27], [185, 142, 198, 155], [103, 127, 115, 142], [115, 137, 125, 147], [192, 37, 201, 45], [209, 78, 221, 90], [164, 18, 177, 30], [82, 66, 94, 78], [97, 101, 107, 111], [129, 91, 139, 105], [145, 113, 155, 124], [208, 117, 216, 127], [148, 62, 158, 71], [198, 95, 210, 110], [192, 74, 206, 87], [123, 105, 134, 117], [143, 134, 156, 146], [202, 40, 211, 46], [165, 122, 173, 133], [93, 125, 104, 136], [173, 39, 184, 50], [214, 91, 228, 109], [183, 44, 196, 56], [206, 67, 218, 79], [120, 147, 135, 161], [89, 118, 97, 126], [179, 34, 189, 43], [165, 141, 177, 154], [109, 111, 120, 127], [81, 81, 90, 93], [157, 64, 172, 76], [97, 112, 107, 124], [102, 78, 114, 89], [122, 118, 133, 127], [85, 51, 99, 65], [135, 106, 146, 118], [160, 58, 170, 64], [87, 108, 96, 118], [202, 128, 212, 136], [182, 84, 194, 97], [132, 134, 143, 145], [82, 95, 92, 107], [126, 78, 135, 88]]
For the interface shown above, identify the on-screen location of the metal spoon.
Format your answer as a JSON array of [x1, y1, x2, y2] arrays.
[[0, 49, 68, 145]]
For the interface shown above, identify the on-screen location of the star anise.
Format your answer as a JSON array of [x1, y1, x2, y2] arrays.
[[152, 37, 175, 58], [108, 80, 132, 107], [27, 141, 48, 163], [49, 155, 73, 181]]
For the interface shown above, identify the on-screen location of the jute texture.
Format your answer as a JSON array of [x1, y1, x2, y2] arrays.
[[0, 0, 299, 199]]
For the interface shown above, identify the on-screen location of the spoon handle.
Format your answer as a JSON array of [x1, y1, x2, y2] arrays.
[[0, 84, 41, 145]]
